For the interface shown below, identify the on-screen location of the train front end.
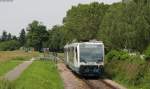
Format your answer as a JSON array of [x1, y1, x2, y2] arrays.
[[79, 43, 104, 76]]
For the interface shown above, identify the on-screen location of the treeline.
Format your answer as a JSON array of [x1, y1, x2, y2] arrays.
[[49, 0, 150, 53], [0, 21, 49, 51], [0, 31, 17, 41], [98, 0, 150, 52], [0, 0, 150, 53], [0, 29, 25, 51], [48, 2, 109, 52]]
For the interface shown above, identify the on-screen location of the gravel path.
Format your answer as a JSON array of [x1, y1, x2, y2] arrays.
[[4, 58, 35, 81], [57, 63, 91, 89]]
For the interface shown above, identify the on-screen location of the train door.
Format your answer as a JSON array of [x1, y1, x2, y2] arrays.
[[69, 47, 74, 67], [74, 47, 78, 67], [64, 48, 68, 65]]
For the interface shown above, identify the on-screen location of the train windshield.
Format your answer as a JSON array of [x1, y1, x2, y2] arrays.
[[80, 44, 103, 62]]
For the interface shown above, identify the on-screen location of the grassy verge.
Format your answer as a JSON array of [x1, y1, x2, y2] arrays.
[[0, 51, 39, 76], [105, 50, 150, 89], [0, 79, 14, 89], [0, 60, 22, 76], [14, 61, 64, 89], [0, 56, 35, 76]]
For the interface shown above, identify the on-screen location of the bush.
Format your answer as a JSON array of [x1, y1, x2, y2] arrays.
[[105, 50, 149, 89], [128, 55, 145, 64], [106, 50, 120, 61], [0, 40, 20, 51], [106, 50, 129, 62], [144, 45, 150, 61]]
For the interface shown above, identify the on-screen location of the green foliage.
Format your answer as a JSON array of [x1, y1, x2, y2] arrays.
[[141, 63, 150, 89], [48, 25, 66, 52], [12, 36, 17, 41], [105, 50, 150, 89], [0, 60, 21, 76], [106, 50, 129, 62], [0, 1, 150, 53], [98, 1, 150, 52], [19, 29, 26, 47], [128, 54, 145, 64], [14, 61, 64, 89], [1, 31, 8, 41], [106, 50, 120, 61], [7, 33, 12, 41], [144, 44, 150, 61], [0, 40, 20, 51], [63, 2, 109, 41], [26, 20, 49, 51]]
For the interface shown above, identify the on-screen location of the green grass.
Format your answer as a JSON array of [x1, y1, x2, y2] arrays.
[[0, 60, 22, 76], [0, 79, 14, 89], [0, 56, 33, 76], [0, 51, 39, 77], [14, 61, 64, 89], [105, 50, 150, 89]]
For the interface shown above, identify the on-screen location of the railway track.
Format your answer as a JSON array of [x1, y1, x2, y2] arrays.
[[56, 55, 123, 89], [82, 79, 117, 89]]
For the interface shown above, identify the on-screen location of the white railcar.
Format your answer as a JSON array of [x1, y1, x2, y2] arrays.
[[64, 41, 104, 76]]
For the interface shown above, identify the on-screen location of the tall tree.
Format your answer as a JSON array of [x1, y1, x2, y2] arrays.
[[26, 20, 49, 51], [63, 2, 109, 42], [1, 30, 7, 41], [48, 25, 66, 52], [98, 1, 150, 52], [12, 36, 18, 40], [7, 33, 12, 40], [19, 29, 26, 46]]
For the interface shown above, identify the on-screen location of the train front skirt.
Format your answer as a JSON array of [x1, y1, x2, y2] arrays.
[[79, 65, 104, 76]]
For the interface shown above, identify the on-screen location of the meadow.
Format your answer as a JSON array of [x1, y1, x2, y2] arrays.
[[0, 51, 64, 89], [0, 51, 39, 76], [14, 61, 64, 89]]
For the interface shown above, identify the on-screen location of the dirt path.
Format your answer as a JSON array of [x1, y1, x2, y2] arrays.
[[4, 58, 35, 81], [57, 63, 91, 89]]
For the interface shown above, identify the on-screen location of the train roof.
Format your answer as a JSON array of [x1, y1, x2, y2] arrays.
[[64, 41, 103, 48]]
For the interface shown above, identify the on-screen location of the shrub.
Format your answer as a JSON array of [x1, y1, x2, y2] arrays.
[[128, 55, 145, 64], [144, 45, 150, 61], [119, 51, 129, 60], [105, 50, 148, 89], [106, 50, 120, 62], [0, 40, 20, 51], [106, 50, 129, 62]]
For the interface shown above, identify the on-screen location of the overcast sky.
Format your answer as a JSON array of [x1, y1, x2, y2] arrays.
[[0, 0, 121, 36]]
